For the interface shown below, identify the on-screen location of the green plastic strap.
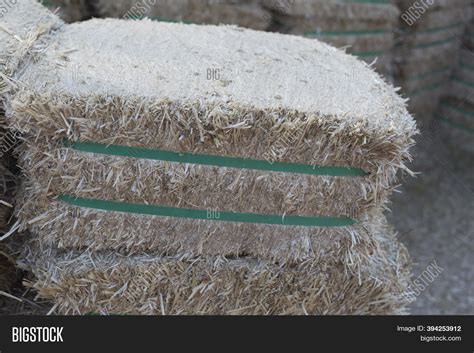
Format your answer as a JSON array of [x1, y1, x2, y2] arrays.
[[66, 141, 367, 177], [58, 195, 357, 227]]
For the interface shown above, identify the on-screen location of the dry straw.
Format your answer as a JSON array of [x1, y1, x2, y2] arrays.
[[21, 221, 411, 315], [2, 0, 417, 314], [7, 17, 417, 264]]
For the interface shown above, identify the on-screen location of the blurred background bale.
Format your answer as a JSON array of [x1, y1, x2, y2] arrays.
[[91, 0, 271, 30], [262, 0, 400, 80], [393, 0, 472, 126], [389, 0, 473, 315], [434, 22, 474, 154]]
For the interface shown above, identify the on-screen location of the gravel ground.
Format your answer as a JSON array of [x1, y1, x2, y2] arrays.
[[388, 122, 473, 314]]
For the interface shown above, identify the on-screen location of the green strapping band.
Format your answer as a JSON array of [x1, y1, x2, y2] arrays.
[[66, 141, 367, 177], [58, 195, 357, 227]]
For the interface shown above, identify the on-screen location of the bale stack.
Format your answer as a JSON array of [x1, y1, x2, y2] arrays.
[[1, 1, 417, 314], [393, 0, 472, 126], [93, 0, 271, 31], [262, 0, 400, 80], [435, 13, 474, 154]]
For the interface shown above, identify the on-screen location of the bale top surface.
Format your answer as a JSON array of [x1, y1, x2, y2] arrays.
[[12, 18, 414, 137]]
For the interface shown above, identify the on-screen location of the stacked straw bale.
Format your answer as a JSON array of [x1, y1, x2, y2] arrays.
[[93, 0, 271, 31], [261, 0, 400, 80], [435, 15, 474, 154], [393, 0, 472, 126], [22, 229, 411, 315], [2, 0, 417, 314]]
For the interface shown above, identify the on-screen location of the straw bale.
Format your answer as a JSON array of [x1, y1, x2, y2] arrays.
[[21, 224, 411, 315], [16, 137, 391, 219], [263, 0, 400, 24], [397, 4, 471, 30], [265, 2, 398, 78], [94, 0, 270, 31], [2, 2, 415, 315], [3, 4, 416, 265], [393, 36, 463, 122], [393, 4, 471, 105], [396, 38, 462, 65], [15, 177, 394, 265], [395, 0, 470, 12], [0, 0, 63, 97], [4, 19, 416, 160], [4, 17, 415, 141], [397, 22, 467, 48], [2, 16, 417, 201]]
